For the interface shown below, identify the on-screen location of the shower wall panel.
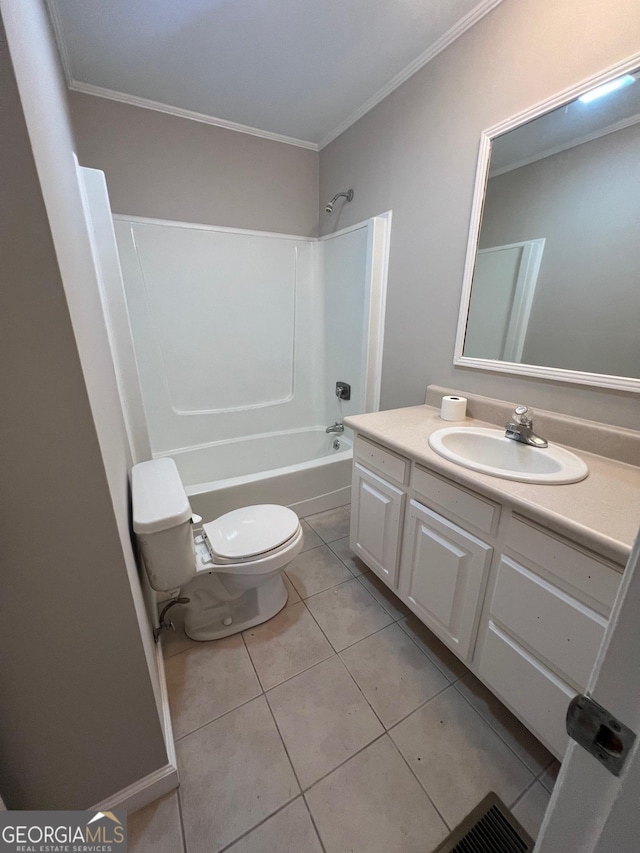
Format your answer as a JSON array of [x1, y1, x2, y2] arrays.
[[115, 218, 322, 454]]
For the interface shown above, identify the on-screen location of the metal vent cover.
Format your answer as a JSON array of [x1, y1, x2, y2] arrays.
[[433, 792, 534, 853]]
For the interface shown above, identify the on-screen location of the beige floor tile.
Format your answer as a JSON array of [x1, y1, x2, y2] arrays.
[[267, 656, 384, 788], [300, 519, 323, 551], [391, 685, 534, 827], [285, 545, 353, 598], [398, 615, 469, 682], [540, 759, 561, 792], [177, 696, 299, 853], [224, 798, 323, 853], [340, 624, 448, 728], [129, 791, 184, 853], [343, 503, 351, 514], [455, 673, 554, 775], [165, 634, 261, 739], [357, 571, 411, 620], [513, 782, 551, 839], [283, 573, 301, 607], [306, 736, 448, 853], [327, 536, 368, 575], [305, 507, 351, 543], [160, 606, 199, 659], [305, 578, 393, 651], [243, 601, 333, 690]]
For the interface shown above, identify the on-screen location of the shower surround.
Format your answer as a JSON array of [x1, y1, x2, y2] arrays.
[[109, 209, 390, 518]]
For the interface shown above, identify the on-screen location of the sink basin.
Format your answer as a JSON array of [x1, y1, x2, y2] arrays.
[[428, 427, 588, 484]]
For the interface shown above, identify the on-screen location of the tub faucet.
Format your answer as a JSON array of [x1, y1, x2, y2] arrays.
[[505, 406, 548, 448], [326, 421, 344, 434]]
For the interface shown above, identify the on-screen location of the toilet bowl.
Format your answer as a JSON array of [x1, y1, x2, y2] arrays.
[[132, 457, 304, 641]]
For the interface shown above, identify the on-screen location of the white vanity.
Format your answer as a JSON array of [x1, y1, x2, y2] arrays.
[[345, 390, 639, 759]]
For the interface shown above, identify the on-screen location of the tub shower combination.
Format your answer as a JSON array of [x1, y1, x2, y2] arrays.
[[106, 205, 391, 519]]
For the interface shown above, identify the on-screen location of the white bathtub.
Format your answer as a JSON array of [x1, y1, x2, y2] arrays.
[[158, 427, 353, 521]]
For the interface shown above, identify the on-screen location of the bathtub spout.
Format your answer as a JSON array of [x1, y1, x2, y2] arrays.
[[326, 422, 344, 434]]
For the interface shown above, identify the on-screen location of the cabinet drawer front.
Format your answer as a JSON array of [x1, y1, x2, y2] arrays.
[[350, 463, 405, 586], [506, 517, 621, 612], [478, 622, 574, 757], [411, 465, 498, 535], [354, 436, 409, 485], [491, 557, 607, 690], [400, 500, 492, 660]]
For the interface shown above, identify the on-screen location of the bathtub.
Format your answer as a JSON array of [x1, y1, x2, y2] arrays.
[[158, 427, 353, 521]]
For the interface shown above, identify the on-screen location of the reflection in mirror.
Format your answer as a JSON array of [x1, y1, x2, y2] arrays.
[[459, 66, 640, 388]]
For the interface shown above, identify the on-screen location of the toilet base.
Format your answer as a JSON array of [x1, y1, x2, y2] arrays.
[[183, 572, 288, 641]]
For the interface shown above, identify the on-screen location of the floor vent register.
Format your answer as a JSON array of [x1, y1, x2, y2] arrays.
[[433, 792, 534, 853]]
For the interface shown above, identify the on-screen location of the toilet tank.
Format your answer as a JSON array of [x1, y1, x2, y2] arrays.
[[132, 457, 197, 592]]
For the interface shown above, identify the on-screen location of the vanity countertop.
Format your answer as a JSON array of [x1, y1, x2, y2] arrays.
[[345, 405, 640, 567]]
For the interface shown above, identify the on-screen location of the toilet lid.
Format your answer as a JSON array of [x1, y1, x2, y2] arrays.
[[203, 505, 300, 560]]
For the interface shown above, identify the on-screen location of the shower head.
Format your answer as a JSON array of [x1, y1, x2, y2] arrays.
[[325, 189, 354, 214]]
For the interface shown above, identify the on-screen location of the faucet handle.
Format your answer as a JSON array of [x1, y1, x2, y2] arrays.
[[512, 405, 534, 426]]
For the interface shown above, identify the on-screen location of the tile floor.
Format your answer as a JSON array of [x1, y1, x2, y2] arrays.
[[131, 505, 560, 853]]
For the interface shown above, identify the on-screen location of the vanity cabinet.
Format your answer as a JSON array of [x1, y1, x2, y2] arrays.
[[350, 437, 409, 587], [476, 518, 615, 755], [399, 499, 492, 660], [348, 431, 623, 759]]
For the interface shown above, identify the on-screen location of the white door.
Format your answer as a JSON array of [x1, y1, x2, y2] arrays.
[[536, 529, 640, 852], [464, 238, 545, 362]]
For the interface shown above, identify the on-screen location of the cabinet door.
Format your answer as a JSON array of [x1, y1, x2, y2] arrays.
[[350, 462, 405, 587], [399, 500, 492, 660]]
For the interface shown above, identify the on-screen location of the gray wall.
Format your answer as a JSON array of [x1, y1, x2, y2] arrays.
[[479, 124, 640, 378], [319, 0, 640, 428], [0, 4, 167, 809], [69, 91, 319, 236]]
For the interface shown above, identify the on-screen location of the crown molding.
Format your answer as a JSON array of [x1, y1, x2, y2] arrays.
[[317, 0, 505, 149], [490, 111, 640, 177], [68, 81, 320, 151], [47, 0, 504, 152]]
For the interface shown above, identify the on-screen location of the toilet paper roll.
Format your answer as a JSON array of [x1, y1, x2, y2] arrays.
[[440, 395, 467, 421]]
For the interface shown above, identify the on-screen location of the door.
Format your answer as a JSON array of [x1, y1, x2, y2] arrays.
[[536, 529, 640, 852], [350, 462, 405, 586], [398, 500, 492, 660], [464, 238, 545, 362]]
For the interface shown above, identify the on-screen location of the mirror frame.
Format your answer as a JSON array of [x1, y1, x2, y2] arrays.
[[454, 53, 640, 393]]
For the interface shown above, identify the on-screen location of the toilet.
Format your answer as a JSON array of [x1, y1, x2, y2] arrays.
[[131, 457, 304, 641]]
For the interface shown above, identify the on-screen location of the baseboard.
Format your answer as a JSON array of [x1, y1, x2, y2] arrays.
[[92, 644, 178, 814], [290, 486, 351, 518]]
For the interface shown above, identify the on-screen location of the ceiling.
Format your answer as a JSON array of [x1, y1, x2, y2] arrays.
[[48, 0, 502, 150]]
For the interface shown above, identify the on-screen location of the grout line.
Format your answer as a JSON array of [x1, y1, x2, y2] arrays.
[[264, 692, 305, 793], [450, 675, 552, 782], [508, 774, 540, 810], [214, 794, 301, 853], [302, 731, 388, 795], [301, 795, 328, 853], [385, 733, 452, 832], [173, 690, 265, 743], [175, 785, 189, 853]]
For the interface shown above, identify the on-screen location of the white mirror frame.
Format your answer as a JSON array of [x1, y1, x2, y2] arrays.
[[454, 52, 640, 393]]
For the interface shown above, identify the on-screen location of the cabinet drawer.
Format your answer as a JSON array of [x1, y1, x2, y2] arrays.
[[478, 622, 574, 757], [491, 556, 607, 689], [354, 436, 409, 485], [506, 517, 621, 612], [411, 465, 499, 536]]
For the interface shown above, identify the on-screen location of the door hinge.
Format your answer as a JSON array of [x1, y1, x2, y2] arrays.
[[566, 694, 636, 777]]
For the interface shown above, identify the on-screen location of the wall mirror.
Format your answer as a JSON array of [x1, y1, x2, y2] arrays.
[[455, 57, 640, 392]]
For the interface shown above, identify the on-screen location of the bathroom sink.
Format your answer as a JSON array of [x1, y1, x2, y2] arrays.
[[428, 427, 588, 484]]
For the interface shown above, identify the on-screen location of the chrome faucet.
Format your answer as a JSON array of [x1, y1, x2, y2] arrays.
[[326, 421, 344, 434], [505, 406, 548, 448]]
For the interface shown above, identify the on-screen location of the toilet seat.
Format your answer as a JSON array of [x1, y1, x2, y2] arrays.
[[203, 504, 301, 561]]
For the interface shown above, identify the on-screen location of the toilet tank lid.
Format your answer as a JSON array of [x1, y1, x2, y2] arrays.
[[132, 457, 193, 535]]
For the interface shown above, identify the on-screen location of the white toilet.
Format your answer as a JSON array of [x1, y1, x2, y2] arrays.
[[132, 457, 304, 641]]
